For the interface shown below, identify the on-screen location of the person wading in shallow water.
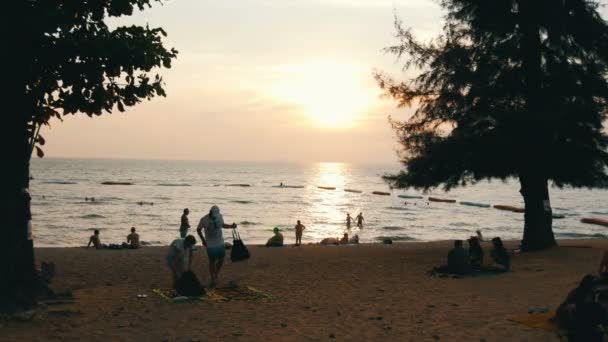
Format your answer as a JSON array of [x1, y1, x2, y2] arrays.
[[197, 205, 237, 288], [346, 213, 352, 229]]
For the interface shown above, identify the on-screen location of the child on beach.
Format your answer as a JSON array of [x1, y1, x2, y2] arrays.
[[166, 235, 196, 288], [126, 227, 140, 249], [294, 220, 306, 246]]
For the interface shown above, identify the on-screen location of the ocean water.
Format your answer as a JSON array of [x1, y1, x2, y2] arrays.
[[30, 158, 608, 247]]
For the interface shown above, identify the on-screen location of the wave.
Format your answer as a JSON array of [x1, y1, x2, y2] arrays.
[[374, 235, 417, 242], [382, 226, 404, 231], [385, 206, 411, 211], [157, 183, 191, 187], [239, 221, 262, 226], [231, 200, 254, 204], [44, 180, 77, 185], [556, 232, 608, 239], [80, 214, 106, 219], [590, 211, 608, 216], [152, 196, 171, 200]]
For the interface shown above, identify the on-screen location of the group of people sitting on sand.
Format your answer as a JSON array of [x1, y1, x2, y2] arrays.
[[262, 219, 360, 247], [435, 234, 510, 275], [87, 227, 141, 250]]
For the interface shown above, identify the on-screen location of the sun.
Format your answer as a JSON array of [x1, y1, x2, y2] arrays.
[[269, 62, 378, 128]]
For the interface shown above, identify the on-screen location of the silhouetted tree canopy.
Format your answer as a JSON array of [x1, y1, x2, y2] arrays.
[[377, 0, 608, 190], [26, 0, 178, 157]]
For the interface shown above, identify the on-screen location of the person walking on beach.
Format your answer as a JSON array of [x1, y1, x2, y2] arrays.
[[356, 212, 364, 228], [346, 213, 352, 229], [197, 205, 238, 288], [294, 220, 306, 246], [180, 208, 190, 238], [166, 235, 196, 288]]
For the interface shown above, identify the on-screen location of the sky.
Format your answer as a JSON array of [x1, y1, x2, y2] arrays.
[[42, 0, 444, 163]]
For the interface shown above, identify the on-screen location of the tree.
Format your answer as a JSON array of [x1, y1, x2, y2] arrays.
[[376, 0, 608, 251], [1, 0, 177, 311]]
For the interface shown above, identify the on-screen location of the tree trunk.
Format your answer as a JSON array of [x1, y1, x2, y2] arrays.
[[517, 1, 556, 252], [0, 2, 37, 311], [519, 173, 556, 251]]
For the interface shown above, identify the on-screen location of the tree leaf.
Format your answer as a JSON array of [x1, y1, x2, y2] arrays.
[[35, 146, 44, 158]]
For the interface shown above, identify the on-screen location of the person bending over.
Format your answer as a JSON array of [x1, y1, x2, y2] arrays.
[[166, 235, 196, 288]]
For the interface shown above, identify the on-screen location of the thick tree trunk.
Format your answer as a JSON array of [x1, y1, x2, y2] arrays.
[[0, 2, 37, 311], [519, 173, 556, 251]]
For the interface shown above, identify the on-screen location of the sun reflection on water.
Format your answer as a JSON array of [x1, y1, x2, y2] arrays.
[[304, 162, 359, 241]]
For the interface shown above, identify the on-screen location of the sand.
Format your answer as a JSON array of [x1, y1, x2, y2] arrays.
[[1, 239, 606, 341]]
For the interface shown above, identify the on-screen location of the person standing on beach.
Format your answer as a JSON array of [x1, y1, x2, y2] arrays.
[[346, 213, 352, 229], [197, 205, 238, 288], [356, 212, 364, 228], [180, 208, 190, 238], [294, 220, 306, 246]]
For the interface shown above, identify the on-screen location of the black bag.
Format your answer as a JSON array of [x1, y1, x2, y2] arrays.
[[231, 229, 250, 262], [175, 271, 206, 297]]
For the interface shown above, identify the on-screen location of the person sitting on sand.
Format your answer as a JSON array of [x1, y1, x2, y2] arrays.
[[166, 235, 196, 288], [320, 237, 340, 245], [599, 251, 608, 276], [127, 227, 140, 249], [294, 220, 306, 246], [490, 237, 510, 272], [266, 227, 284, 247], [468, 236, 483, 270], [87, 229, 106, 249], [340, 233, 349, 244], [447, 240, 471, 275], [350, 234, 360, 244]]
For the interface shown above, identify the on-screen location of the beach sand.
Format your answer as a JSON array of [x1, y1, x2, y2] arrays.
[[1, 239, 606, 341]]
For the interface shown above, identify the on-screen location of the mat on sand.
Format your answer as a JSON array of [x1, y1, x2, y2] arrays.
[[153, 285, 271, 303], [508, 312, 559, 333]]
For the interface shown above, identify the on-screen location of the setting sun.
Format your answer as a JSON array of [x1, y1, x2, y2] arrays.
[[269, 62, 379, 128]]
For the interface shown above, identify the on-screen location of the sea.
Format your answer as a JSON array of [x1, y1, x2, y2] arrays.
[[30, 158, 608, 247]]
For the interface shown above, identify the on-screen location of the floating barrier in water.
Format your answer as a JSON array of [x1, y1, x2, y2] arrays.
[[581, 217, 608, 227], [101, 181, 133, 185], [226, 184, 251, 187], [344, 189, 363, 193], [157, 183, 191, 187], [459, 201, 491, 208], [493, 205, 525, 213], [428, 197, 456, 203], [318, 186, 336, 190], [372, 191, 391, 196], [397, 194, 424, 199]]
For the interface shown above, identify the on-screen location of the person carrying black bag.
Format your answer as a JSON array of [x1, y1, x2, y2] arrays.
[[197, 205, 238, 288]]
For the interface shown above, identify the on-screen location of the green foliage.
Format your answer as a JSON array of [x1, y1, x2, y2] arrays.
[[377, 0, 608, 190], [24, 0, 178, 155]]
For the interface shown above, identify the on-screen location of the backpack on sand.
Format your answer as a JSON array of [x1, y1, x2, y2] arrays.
[[231, 229, 250, 262], [176, 271, 205, 296]]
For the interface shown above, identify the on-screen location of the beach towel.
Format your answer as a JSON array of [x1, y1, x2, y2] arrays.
[[508, 312, 559, 333], [153, 284, 271, 303]]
